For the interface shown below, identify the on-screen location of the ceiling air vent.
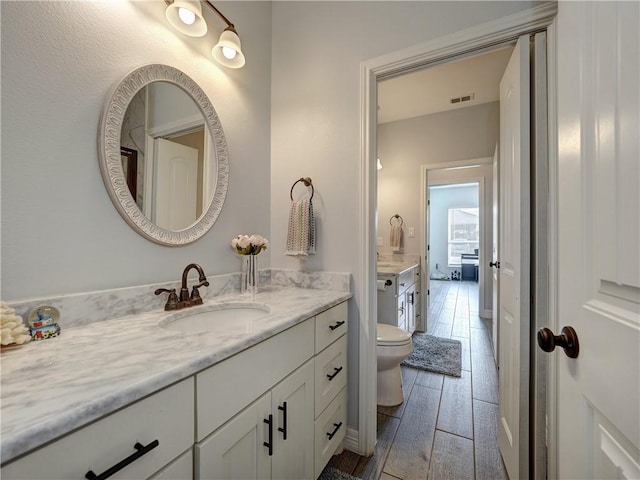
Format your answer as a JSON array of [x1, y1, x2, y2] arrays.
[[450, 93, 475, 104]]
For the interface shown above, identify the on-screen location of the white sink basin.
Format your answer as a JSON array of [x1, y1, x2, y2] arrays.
[[159, 303, 270, 334]]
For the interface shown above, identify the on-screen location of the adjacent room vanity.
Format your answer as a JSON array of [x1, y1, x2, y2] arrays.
[[0, 285, 350, 480], [377, 261, 421, 334]]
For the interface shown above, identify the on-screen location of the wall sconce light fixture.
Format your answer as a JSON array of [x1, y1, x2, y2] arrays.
[[377, 158, 383, 170], [164, 0, 246, 69]]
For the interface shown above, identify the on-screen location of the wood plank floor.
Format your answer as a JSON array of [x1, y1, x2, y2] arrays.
[[328, 280, 507, 480]]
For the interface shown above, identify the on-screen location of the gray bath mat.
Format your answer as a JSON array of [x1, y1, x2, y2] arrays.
[[318, 467, 361, 480], [401, 333, 462, 377]]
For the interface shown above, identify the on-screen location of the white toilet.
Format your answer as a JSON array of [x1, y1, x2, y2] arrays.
[[376, 323, 413, 406]]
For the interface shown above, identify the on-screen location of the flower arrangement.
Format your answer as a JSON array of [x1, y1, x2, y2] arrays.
[[231, 234, 269, 255]]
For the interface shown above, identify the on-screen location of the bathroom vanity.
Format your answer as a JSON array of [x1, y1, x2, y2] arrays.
[[0, 284, 350, 480], [377, 262, 421, 334]]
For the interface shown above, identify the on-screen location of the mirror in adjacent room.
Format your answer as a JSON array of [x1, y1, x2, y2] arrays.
[[98, 64, 229, 246]]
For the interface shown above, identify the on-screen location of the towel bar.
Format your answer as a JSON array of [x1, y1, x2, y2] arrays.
[[290, 177, 314, 201]]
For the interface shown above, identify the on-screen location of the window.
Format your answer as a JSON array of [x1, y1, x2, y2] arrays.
[[448, 207, 479, 266]]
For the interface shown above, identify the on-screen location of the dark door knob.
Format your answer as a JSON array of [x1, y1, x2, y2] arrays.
[[489, 261, 500, 268], [537, 326, 579, 358]]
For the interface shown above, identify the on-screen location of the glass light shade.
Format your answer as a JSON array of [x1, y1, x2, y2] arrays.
[[212, 28, 246, 69], [377, 158, 383, 170], [166, 0, 207, 37]]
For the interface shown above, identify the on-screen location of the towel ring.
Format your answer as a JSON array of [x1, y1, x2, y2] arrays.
[[290, 177, 314, 201], [389, 214, 403, 226]]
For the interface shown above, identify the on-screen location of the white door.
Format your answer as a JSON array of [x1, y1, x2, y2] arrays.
[[196, 393, 272, 480], [553, 2, 640, 478], [491, 144, 499, 363], [498, 34, 530, 480], [271, 361, 314, 480], [154, 138, 199, 231]]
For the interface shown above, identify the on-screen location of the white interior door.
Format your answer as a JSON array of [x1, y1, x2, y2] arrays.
[[498, 34, 530, 480], [553, 2, 640, 478], [491, 144, 499, 363], [154, 138, 199, 231]]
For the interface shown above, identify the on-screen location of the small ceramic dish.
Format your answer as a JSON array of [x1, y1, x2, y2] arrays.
[[27, 305, 60, 328]]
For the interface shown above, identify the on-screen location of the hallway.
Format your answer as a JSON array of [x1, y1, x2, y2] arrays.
[[328, 280, 507, 479]]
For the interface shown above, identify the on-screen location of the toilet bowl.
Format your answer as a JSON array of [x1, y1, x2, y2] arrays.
[[376, 323, 413, 406]]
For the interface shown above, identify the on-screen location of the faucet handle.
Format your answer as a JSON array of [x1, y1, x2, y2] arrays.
[[154, 288, 179, 311], [190, 283, 207, 305]]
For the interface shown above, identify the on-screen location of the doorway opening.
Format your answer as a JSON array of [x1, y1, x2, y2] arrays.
[[358, 5, 557, 477], [427, 181, 481, 328]]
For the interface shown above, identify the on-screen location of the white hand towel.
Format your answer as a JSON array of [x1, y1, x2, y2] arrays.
[[285, 199, 316, 256], [390, 224, 403, 252]]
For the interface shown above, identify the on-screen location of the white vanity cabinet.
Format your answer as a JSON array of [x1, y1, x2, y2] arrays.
[[196, 360, 315, 480], [1, 378, 195, 480], [195, 301, 348, 480], [378, 264, 420, 334], [1, 300, 349, 480], [312, 302, 348, 479]]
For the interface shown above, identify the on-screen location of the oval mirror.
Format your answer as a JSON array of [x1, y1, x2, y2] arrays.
[[98, 64, 229, 246]]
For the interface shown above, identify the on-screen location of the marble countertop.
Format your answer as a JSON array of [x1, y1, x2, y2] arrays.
[[377, 261, 420, 275], [0, 286, 351, 464]]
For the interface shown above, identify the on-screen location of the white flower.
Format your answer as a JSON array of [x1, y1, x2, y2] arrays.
[[237, 235, 251, 249], [231, 234, 269, 255]]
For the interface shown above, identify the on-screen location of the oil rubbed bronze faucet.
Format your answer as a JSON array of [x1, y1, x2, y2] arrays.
[[155, 263, 210, 311]]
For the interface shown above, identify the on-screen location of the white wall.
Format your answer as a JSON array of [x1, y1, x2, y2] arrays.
[[271, 1, 540, 437], [377, 102, 499, 255], [1, 1, 272, 301]]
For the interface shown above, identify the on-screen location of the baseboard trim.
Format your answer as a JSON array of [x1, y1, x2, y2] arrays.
[[481, 309, 493, 319], [343, 427, 361, 454]]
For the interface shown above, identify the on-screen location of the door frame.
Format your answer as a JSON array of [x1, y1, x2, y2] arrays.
[[356, 1, 558, 463], [420, 159, 492, 332]]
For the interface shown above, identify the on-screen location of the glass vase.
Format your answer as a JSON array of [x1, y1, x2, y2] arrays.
[[241, 254, 258, 299]]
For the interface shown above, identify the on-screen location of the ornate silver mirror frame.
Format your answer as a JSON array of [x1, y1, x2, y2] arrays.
[[98, 64, 229, 246]]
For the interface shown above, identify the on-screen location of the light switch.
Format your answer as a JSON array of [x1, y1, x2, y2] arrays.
[[377, 236, 383, 246], [408, 227, 415, 238]]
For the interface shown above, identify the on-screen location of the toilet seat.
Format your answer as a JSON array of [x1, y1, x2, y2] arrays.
[[377, 323, 412, 347]]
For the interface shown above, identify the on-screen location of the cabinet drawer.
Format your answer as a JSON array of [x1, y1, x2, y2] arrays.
[[315, 302, 348, 353], [313, 388, 347, 479], [314, 335, 347, 417], [2, 378, 194, 480], [149, 448, 192, 479], [398, 269, 414, 294], [196, 319, 314, 440]]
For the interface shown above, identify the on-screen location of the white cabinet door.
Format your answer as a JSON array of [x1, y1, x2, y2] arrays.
[[555, 2, 640, 478], [396, 294, 407, 331], [196, 393, 272, 480], [406, 284, 416, 334], [271, 360, 315, 480]]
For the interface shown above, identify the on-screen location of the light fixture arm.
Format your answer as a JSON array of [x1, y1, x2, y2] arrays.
[[165, 0, 235, 30], [203, 1, 235, 31]]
